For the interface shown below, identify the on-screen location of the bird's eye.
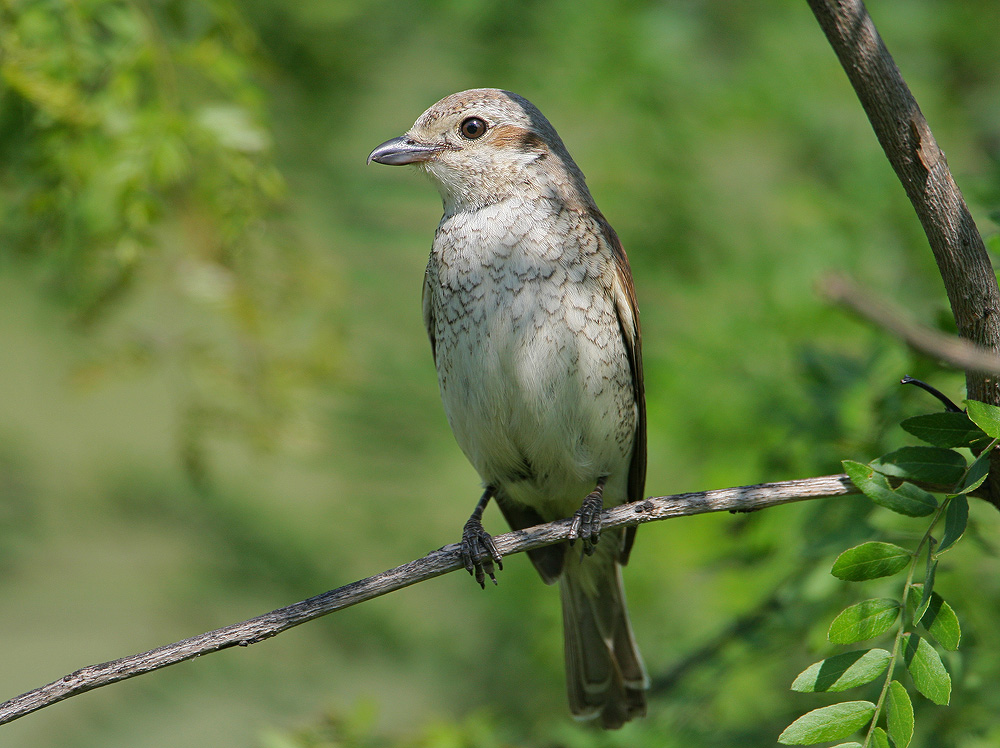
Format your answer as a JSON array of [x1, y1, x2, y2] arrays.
[[460, 117, 488, 140]]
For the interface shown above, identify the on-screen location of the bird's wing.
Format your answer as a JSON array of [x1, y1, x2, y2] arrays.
[[421, 262, 437, 364], [592, 210, 646, 565], [495, 493, 566, 584]]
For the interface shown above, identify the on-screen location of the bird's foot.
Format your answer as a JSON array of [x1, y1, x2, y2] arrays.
[[569, 481, 605, 556], [461, 515, 503, 588]]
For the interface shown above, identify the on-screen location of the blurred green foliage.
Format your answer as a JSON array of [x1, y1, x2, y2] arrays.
[[1, 0, 339, 478], [2, 1, 1000, 747]]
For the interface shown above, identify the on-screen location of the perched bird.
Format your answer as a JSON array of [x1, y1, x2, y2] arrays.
[[368, 89, 648, 728]]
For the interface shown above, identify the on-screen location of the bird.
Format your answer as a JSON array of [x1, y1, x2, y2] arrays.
[[368, 89, 648, 729]]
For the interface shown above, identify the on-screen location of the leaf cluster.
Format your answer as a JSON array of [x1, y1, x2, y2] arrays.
[[0, 0, 341, 479], [1, 0, 282, 312], [780, 401, 1000, 747]]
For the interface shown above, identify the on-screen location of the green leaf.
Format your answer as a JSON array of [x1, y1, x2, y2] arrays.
[[842, 461, 937, 517], [828, 599, 900, 644], [886, 680, 915, 748], [893, 481, 941, 515], [832, 542, 912, 581], [869, 447, 966, 486], [791, 649, 891, 692], [957, 450, 990, 495], [870, 726, 891, 748], [778, 701, 876, 745], [938, 495, 968, 554], [906, 586, 961, 650], [913, 558, 938, 625], [828, 744, 863, 748], [903, 634, 952, 705], [966, 400, 1000, 439], [902, 411, 989, 448]]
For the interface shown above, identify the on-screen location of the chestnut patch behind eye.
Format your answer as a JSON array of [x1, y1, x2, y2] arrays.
[[489, 125, 545, 151]]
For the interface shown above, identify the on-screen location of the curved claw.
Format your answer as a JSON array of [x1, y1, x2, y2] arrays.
[[568, 487, 604, 557], [461, 516, 503, 588]]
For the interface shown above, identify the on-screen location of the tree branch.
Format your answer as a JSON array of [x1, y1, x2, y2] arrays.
[[819, 273, 1000, 376], [0, 474, 857, 726], [806, 0, 1000, 502]]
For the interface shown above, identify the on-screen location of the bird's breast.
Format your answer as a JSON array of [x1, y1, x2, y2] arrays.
[[427, 200, 635, 512]]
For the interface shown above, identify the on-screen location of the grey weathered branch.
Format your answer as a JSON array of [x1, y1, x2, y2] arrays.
[[806, 0, 1000, 505], [820, 273, 1000, 376], [0, 474, 857, 726]]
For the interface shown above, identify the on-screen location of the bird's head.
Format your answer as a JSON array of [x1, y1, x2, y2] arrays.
[[368, 88, 591, 215]]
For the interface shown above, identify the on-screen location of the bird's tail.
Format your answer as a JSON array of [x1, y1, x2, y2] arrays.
[[559, 547, 648, 729]]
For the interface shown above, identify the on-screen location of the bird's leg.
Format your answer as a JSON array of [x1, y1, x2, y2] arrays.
[[461, 486, 504, 588], [568, 476, 606, 556]]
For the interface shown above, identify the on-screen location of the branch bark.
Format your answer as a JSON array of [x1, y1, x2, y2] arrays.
[[0, 474, 857, 726], [806, 0, 1000, 504], [820, 273, 1000, 376]]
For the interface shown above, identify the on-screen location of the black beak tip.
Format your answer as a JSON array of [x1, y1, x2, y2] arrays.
[[366, 142, 389, 165]]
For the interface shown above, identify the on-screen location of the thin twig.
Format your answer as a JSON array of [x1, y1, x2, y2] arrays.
[[819, 273, 1000, 376], [0, 474, 857, 726]]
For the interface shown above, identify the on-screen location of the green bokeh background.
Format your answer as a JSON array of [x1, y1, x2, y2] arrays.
[[3, 1, 1000, 746]]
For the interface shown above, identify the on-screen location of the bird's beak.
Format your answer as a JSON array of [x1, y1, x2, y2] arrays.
[[367, 136, 441, 165]]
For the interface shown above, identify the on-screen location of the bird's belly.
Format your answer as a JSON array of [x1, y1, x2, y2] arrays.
[[433, 277, 635, 513]]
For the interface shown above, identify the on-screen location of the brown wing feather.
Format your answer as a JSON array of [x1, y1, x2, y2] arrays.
[[591, 209, 646, 565], [421, 263, 437, 363], [495, 493, 566, 584]]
